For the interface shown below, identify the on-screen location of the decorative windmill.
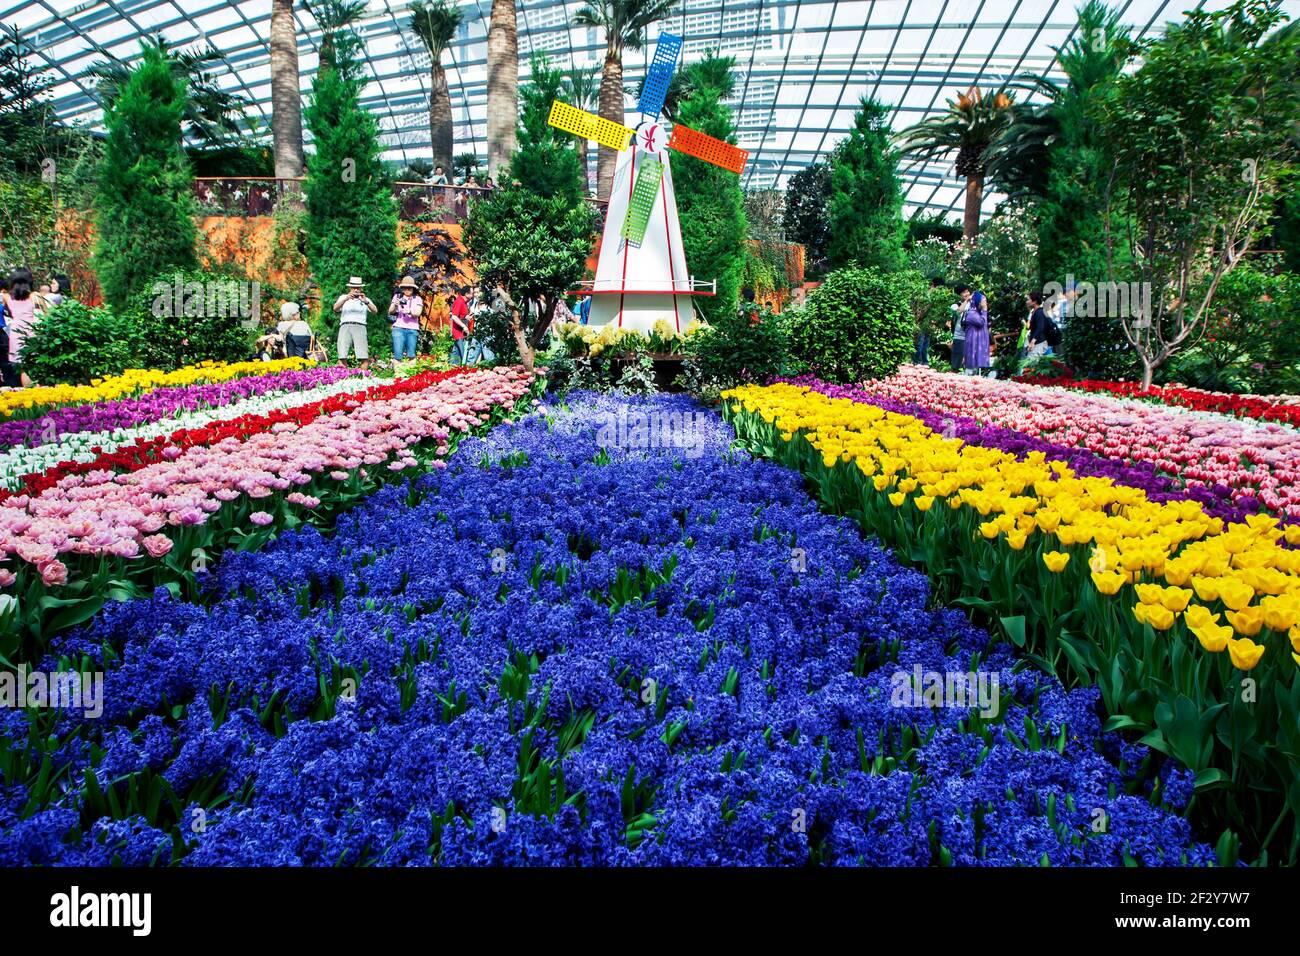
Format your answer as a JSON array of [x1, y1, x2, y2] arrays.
[[546, 32, 748, 334]]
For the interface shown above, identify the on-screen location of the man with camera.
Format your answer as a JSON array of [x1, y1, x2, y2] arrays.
[[333, 276, 377, 369]]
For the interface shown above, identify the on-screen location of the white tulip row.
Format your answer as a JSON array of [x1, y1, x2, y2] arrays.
[[0, 377, 379, 490]]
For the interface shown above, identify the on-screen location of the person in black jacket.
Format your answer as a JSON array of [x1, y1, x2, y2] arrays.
[[1025, 291, 1055, 360]]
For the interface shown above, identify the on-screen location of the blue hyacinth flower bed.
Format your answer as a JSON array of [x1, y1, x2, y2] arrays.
[[0, 392, 1214, 865]]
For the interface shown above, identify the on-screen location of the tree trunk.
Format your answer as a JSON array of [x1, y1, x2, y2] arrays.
[[963, 174, 984, 241], [430, 62, 453, 173], [270, 0, 304, 190], [511, 308, 534, 373], [575, 137, 589, 196], [486, 0, 518, 179], [596, 47, 624, 202]]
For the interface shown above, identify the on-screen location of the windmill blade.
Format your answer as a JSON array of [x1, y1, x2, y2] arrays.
[[547, 101, 634, 152], [636, 33, 683, 120], [621, 157, 664, 246], [667, 124, 749, 176]]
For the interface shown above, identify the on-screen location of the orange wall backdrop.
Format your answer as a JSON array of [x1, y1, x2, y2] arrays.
[[63, 211, 806, 317]]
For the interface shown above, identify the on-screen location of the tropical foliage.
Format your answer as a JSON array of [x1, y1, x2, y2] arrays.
[[1093, 0, 1300, 388], [897, 86, 1016, 240]]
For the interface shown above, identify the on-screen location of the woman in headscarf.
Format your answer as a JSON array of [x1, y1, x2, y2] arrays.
[[955, 284, 989, 375]]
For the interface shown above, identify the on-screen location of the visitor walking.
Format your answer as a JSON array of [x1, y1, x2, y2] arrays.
[[0, 277, 12, 388], [956, 284, 990, 375], [465, 286, 489, 364], [1025, 291, 1054, 360], [578, 293, 592, 325], [5, 269, 38, 387], [388, 276, 423, 362], [278, 301, 315, 359], [449, 286, 471, 365], [333, 276, 376, 370], [949, 293, 966, 372], [428, 165, 449, 186], [1057, 280, 1079, 331]]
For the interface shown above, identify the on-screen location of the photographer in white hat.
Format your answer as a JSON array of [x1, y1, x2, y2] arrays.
[[333, 277, 377, 369]]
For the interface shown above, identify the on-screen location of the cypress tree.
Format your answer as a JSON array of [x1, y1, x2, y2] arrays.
[[303, 38, 398, 356], [94, 41, 197, 311], [825, 96, 906, 272], [672, 84, 746, 326]]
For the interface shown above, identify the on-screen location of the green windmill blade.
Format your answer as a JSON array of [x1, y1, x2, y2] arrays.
[[621, 156, 664, 246]]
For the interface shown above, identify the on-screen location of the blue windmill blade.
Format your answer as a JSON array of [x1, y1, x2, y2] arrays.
[[636, 32, 683, 120]]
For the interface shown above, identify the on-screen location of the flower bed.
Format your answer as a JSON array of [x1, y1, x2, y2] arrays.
[[0, 365, 366, 455], [723, 381, 1300, 864], [0, 358, 316, 421], [0, 366, 541, 662], [1019, 374, 1300, 428], [867, 366, 1300, 518], [779, 375, 1260, 525], [0, 393, 1212, 866], [0, 368, 370, 490]]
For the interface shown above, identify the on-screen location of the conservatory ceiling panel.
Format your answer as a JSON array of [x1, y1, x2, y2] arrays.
[[11, 0, 1296, 216]]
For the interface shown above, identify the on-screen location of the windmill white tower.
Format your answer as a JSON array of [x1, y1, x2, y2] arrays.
[[545, 33, 749, 335]]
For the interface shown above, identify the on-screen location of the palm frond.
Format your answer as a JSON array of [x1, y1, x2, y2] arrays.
[[409, 0, 463, 55]]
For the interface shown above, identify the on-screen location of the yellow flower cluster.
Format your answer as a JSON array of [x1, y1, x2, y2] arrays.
[[559, 318, 708, 357], [0, 358, 315, 418], [724, 382, 1300, 670]]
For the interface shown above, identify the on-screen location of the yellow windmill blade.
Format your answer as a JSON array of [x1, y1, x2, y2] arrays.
[[547, 101, 634, 152]]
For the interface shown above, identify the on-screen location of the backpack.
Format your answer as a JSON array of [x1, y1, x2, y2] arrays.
[[1045, 317, 1063, 349]]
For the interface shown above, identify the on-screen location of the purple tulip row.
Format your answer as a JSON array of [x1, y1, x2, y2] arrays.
[[0, 366, 367, 451]]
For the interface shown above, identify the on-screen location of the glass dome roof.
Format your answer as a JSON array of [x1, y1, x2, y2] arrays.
[[3, 0, 1283, 216]]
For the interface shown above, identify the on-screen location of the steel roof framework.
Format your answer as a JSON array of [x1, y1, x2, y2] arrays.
[[2, 0, 1278, 219]]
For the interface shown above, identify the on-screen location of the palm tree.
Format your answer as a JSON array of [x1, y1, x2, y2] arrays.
[[985, 1, 1132, 199], [270, 0, 304, 185], [92, 39, 249, 151], [574, 0, 681, 200], [563, 65, 601, 193], [409, 0, 463, 174], [454, 151, 480, 181], [311, 0, 367, 74], [485, 0, 518, 178], [896, 86, 1016, 240]]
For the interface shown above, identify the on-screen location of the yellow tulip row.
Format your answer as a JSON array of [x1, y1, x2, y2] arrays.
[[0, 358, 317, 418], [724, 382, 1300, 672]]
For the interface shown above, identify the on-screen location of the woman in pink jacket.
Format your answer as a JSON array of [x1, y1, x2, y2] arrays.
[[4, 269, 38, 387]]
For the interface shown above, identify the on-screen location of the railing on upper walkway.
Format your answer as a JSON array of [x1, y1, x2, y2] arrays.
[[192, 177, 607, 224]]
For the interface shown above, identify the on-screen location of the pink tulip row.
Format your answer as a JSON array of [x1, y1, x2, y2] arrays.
[[869, 367, 1300, 517], [0, 366, 540, 585]]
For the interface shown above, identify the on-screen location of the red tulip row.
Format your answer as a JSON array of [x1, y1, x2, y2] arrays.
[[0, 368, 473, 503], [1017, 374, 1300, 427]]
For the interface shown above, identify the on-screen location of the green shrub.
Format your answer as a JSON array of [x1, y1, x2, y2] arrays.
[[120, 270, 259, 370], [788, 266, 916, 383], [470, 305, 520, 365], [19, 301, 135, 384], [687, 305, 788, 390]]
